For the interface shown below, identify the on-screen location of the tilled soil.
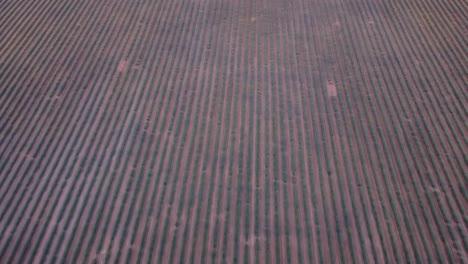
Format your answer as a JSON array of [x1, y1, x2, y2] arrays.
[[0, 0, 466, 263]]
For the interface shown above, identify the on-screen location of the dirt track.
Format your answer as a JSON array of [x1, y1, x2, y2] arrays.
[[0, 0, 467, 263]]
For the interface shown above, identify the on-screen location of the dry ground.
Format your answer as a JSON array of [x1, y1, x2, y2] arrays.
[[0, 0, 466, 263]]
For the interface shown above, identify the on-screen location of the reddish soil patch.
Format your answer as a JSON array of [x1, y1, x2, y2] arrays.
[[117, 59, 128, 73], [327, 80, 337, 97]]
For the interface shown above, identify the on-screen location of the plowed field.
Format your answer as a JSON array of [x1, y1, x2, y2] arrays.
[[0, 0, 467, 263]]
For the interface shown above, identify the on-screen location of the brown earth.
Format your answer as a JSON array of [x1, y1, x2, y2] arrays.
[[0, 0, 467, 263]]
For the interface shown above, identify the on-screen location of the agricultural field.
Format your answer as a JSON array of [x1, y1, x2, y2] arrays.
[[0, 0, 466, 263]]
